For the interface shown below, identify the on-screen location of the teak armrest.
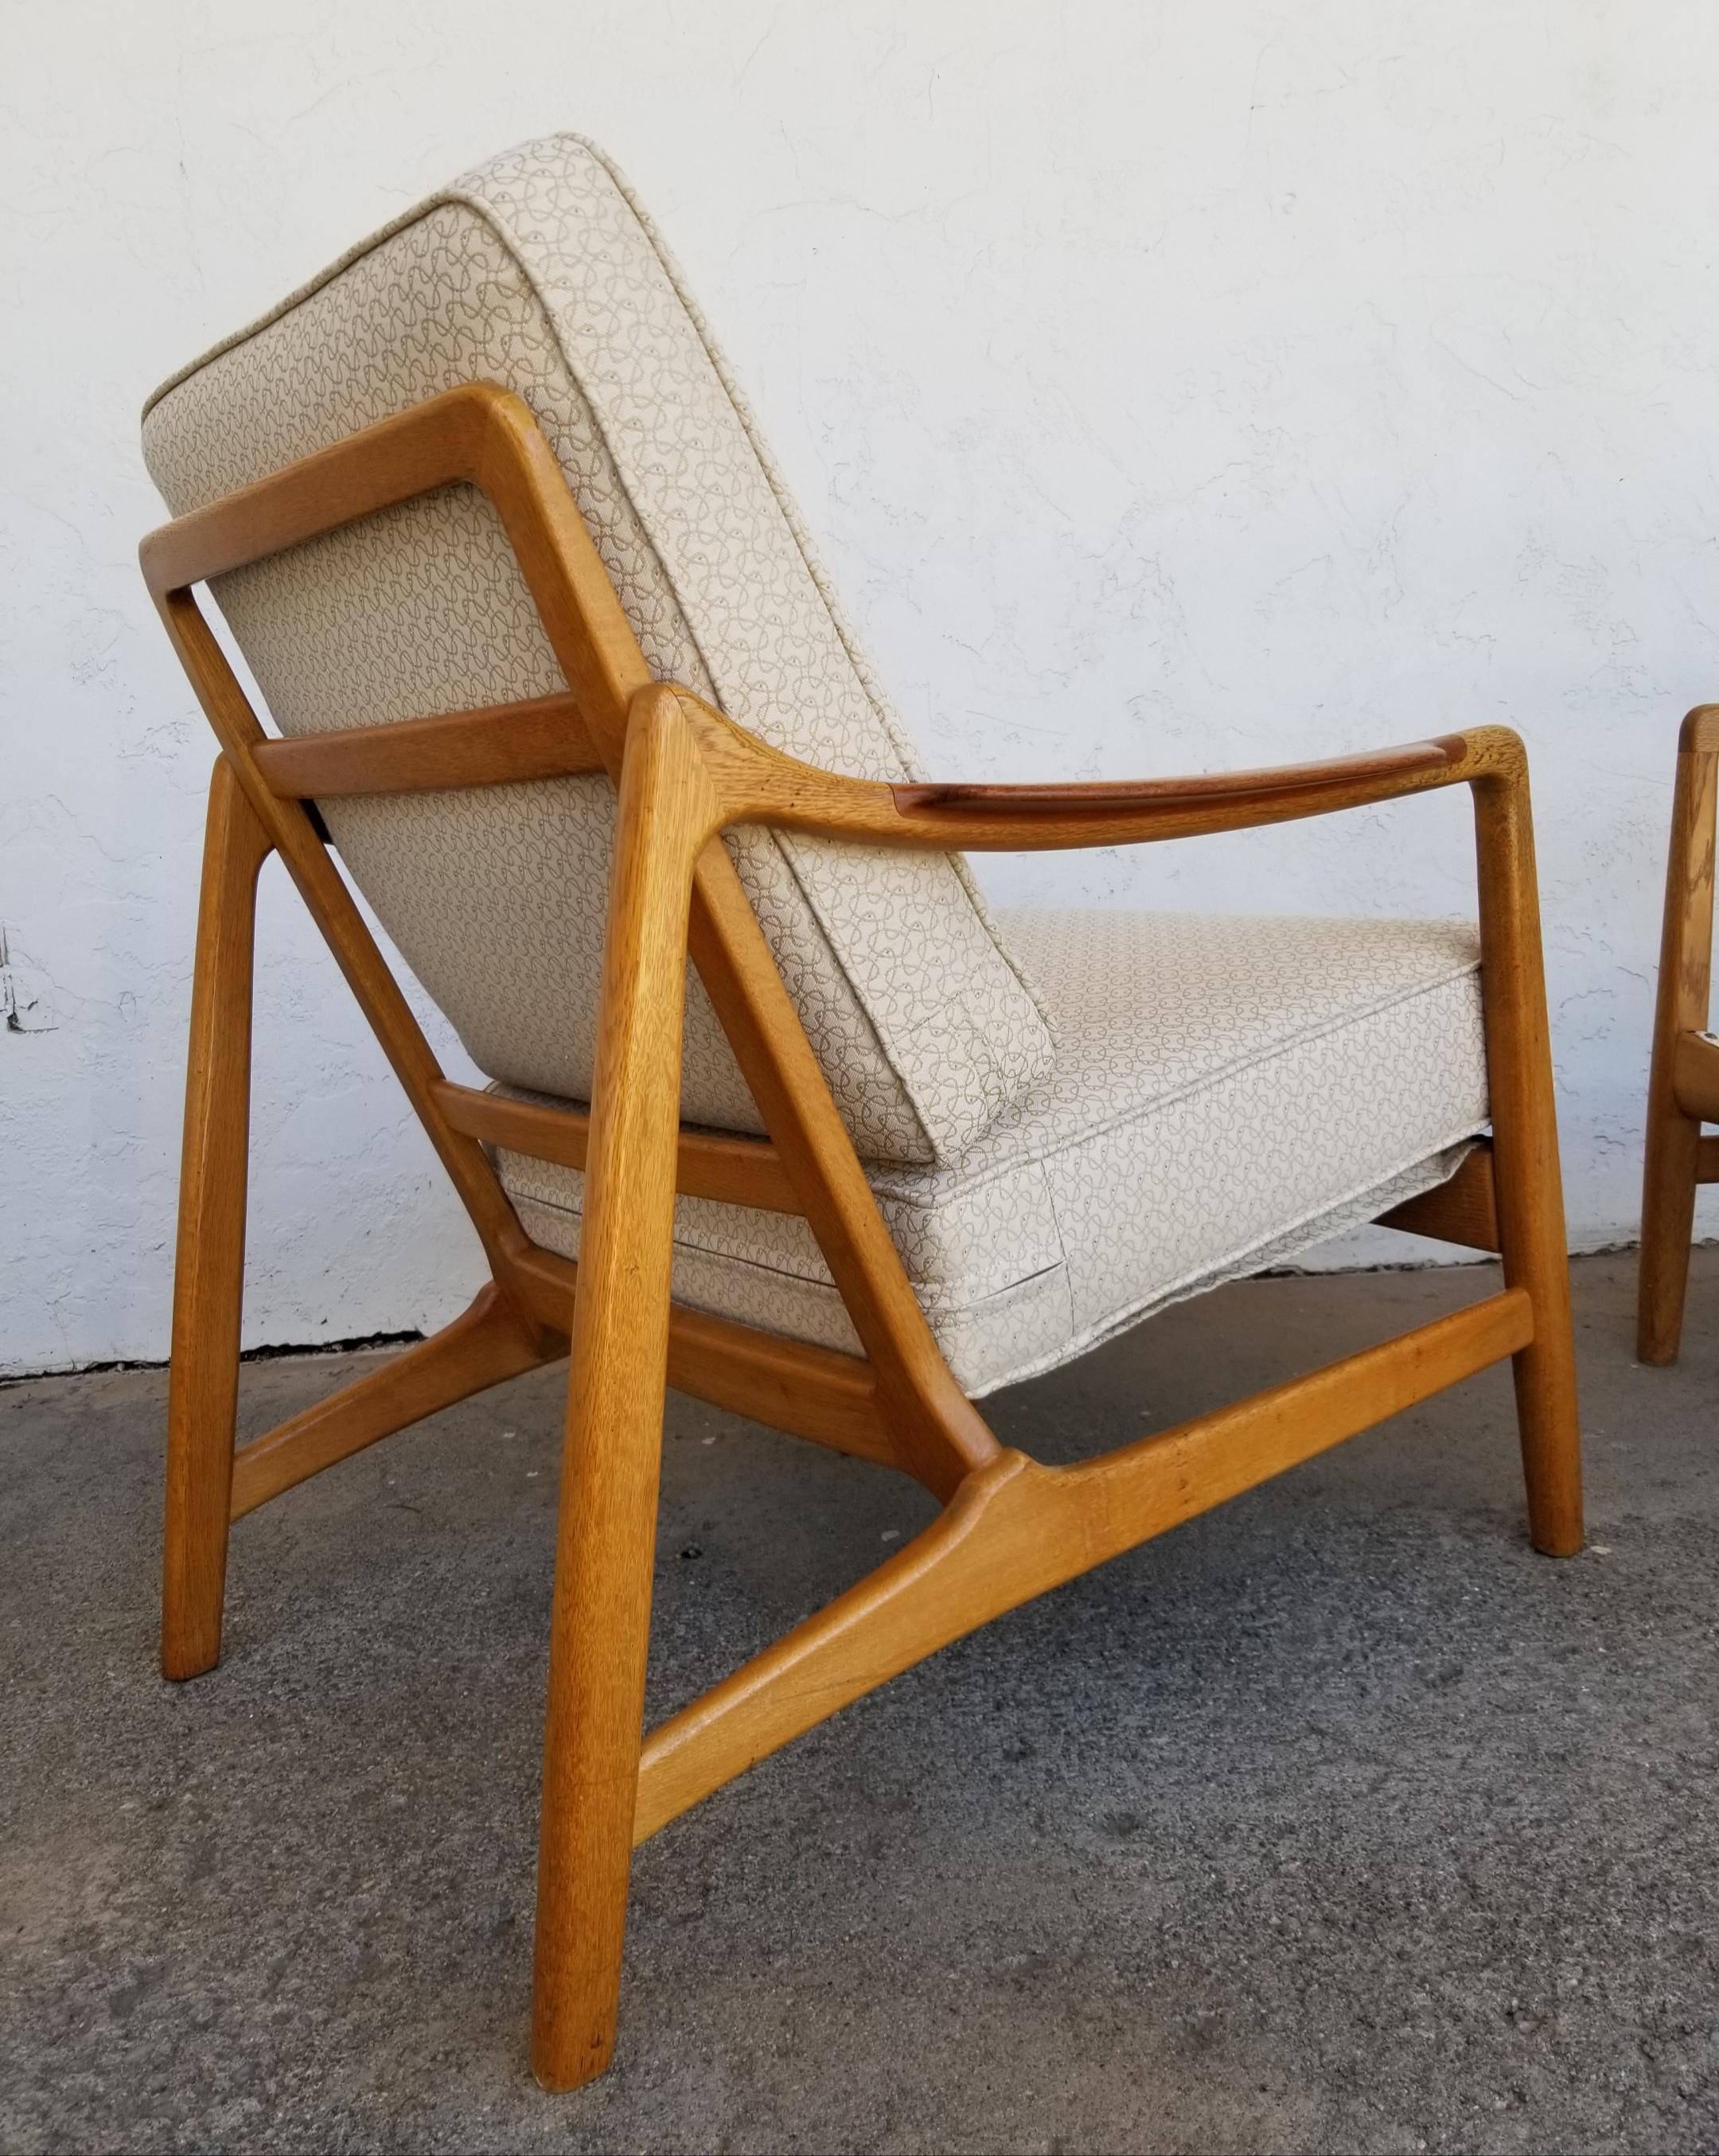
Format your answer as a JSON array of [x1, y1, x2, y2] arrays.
[[677, 692, 1526, 853]]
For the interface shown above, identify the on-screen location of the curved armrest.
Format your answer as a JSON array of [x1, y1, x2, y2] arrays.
[[893, 739, 1461, 817], [673, 691, 1526, 853]]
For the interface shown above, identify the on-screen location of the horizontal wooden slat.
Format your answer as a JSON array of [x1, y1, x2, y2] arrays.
[[1673, 1031, 1719, 1122], [252, 691, 602, 798], [1374, 1144, 1500, 1253], [435, 1080, 802, 1214], [1697, 1135, 1719, 1183], [505, 1244, 905, 1472]]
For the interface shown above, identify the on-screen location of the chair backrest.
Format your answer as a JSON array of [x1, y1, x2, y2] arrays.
[[142, 134, 1054, 1167]]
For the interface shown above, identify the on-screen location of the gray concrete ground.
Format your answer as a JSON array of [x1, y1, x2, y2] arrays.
[[3, 1250, 1718, 2154]]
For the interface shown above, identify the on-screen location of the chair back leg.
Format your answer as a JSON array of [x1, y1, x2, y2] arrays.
[[162, 758, 273, 1678], [1639, 715, 1718, 1364], [1473, 769, 1584, 1557]]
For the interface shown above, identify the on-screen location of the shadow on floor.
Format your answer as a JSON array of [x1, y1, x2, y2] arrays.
[[2, 1250, 1717, 2153]]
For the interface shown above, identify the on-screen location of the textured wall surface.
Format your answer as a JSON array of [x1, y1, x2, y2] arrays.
[[2, 2, 1709, 1372]]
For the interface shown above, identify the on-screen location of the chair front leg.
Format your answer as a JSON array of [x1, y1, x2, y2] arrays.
[[163, 757, 274, 1678], [530, 689, 719, 2093], [1472, 761, 1584, 1557], [1638, 716, 1718, 1365]]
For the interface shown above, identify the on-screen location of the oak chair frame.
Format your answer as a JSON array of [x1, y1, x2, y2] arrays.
[[142, 381, 1584, 2093], [1639, 705, 1719, 1362]]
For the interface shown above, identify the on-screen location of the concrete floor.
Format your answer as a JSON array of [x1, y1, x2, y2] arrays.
[[3, 1250, 1718, 2153]]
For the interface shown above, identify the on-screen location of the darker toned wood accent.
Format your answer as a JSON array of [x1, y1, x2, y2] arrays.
[[891, 736, 1460, 818]]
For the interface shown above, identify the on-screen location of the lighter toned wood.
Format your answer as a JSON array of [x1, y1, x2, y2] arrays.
[[161, 758, 274, 1680], [1374, 1144, 1501, 1253], [530, 688, 718, 2092], [140, 377, 1585, 2098], [1471, 765, 1584, 1556], [505, 1244, 900, 1471], [633, 1287, 1533, 1842], [1680, 704, 1719, 758], [253, 690, 601, 798], [683, 855, 1000, 1500], [229, 1285, 559, 1519], [433, 1078, 801, 1214], [1638, 711, 1719, 1363]]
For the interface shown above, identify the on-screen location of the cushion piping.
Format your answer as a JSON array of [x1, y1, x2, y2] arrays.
[[141, 134, 1056, 1161]]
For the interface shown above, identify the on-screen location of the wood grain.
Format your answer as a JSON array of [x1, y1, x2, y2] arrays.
[[254, 690, 600, 798], [893, 737, 1460, 814], [229, 1285, 559, 1519], [140, 377, 1587, 2096], [530, 689, 718, 2092], [1374, 1143, 1501, 1253], [1638, 709, 1719, 1363], [505, 1244, 900, 1471], [434, 1078, 801, 1214], [634, 1288, 1533, 1842], [1472, 765, 1584, 1556], [676, 688, 1517, 852], [161, 758, 274, 1680]]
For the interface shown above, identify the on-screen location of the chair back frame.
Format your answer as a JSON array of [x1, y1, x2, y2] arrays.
[[141, 382, 1583, 2092]]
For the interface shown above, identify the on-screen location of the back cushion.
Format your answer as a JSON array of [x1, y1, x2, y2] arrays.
[[141, 134, 1054, 1166]]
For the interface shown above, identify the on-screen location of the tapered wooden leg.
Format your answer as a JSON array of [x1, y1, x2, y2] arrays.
[[1638, 719, 1718, 1364], [530, 690, 717, 2092], [1473, 764, 1584, 1557], [162, 758, 274, 1679]]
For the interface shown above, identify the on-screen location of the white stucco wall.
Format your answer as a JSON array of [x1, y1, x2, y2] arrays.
[[2, 2, 1709, 1374]]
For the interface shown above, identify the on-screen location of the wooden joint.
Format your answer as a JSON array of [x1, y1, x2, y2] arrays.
[[1672, 1031, 1719, 1124], [632, 1287, 1534, 1844], [433, 1079, 801, 1213], [1374, 1144, 1500, 1253]]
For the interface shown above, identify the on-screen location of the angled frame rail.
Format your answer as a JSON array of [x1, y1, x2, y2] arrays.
[[141, 381, 1581, 2096]]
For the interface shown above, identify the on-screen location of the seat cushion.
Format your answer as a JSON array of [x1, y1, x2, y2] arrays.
[[141, 133, 1054, 1166], [496, 909, 1491, 1398]]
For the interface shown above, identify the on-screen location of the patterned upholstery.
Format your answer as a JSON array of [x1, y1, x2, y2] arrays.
[[143, 133, 1494, 1397], [141, 135, 1054, 1167], [497, 910, 1491, 1398]]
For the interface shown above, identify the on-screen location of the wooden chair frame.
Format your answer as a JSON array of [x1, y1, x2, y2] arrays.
[[1639, 705, 1719, 1362], [141, 381, 1583, 2093]]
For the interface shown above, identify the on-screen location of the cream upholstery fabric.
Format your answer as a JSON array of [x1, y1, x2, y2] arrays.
[[497, 910, 1491, 1398], [141, 135, 1054, 1167], [144, 133, 1495, 1395]]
